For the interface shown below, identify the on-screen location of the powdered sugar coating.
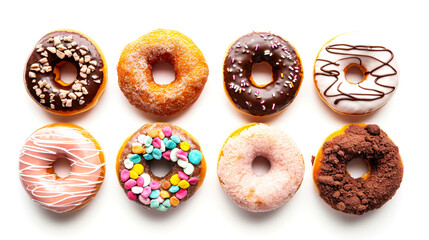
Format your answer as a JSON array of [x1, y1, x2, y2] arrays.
[[217, 124, 304, 212], [117, 29, 209, 116]]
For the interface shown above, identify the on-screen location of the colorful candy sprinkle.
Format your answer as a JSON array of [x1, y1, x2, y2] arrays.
[[178, 171, 189, 180], [170, 196, 180, 207], [176, 189, 187, 199], [171, 135, 180, 144], [178, 180, 190, 189], [170, 174, 180, 185], [180, 141, 190, 151], [121, 125, 204, 211], [150, 180, 160, 190], [162, 127, 172, 137], [120, 169, 130, 182], [189, 150, 202, 165], [131, 164, 144, 175], [149, 190, 160, 199], [141, 186, 151, 198]]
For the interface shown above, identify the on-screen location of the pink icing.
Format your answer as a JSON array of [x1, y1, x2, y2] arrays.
[[217, 124, 304, 212]]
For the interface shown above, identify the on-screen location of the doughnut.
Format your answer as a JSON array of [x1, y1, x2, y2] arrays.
[[312, 124, 403, 215], [116, 123, 206, 211], [217, 123, 304, 212], [24, 29, 107, 115], [223, 32, 303, 116], [19, 123, 105, 213], [117, 29, 209, 116], [314, 32, 399, 115]]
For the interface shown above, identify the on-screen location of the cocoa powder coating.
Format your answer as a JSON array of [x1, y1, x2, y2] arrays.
[[314, 124, 403, 215]]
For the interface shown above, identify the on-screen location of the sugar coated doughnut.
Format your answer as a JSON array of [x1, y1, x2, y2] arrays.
[[117, 29, 209, 116], [217, 123, 304, 212], [223, 32, 303, 116], [314, 32, 399, 115], [312, 124, 403, 215], [24, 29, 107, 115], [19, 123, 105, 213], [116, 123, 206, 211]]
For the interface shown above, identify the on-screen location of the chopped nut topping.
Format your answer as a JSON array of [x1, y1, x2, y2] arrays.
[[80, 65, 87, 73], [64, 50, 72, 58], [80, 72, 87, 78], [29, 71, 36, 78], [82, 87, 88, 95], [39, 58, 48, 64], [53, 36, 61, 46], [66, 99, 73, 107], [73, 52, 80, 61], [79, 49, 87, 55], [47, 47, 56, 54], [89, 60, 97, 66], [56, 51, 65, 59], [41, 51, 48, 57], [68, 92, 77, 100]]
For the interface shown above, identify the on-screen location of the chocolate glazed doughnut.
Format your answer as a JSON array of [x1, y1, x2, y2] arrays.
[[24, 29, 107, 115], [312, 124, 403, 215], [223, 32, 303, 116]]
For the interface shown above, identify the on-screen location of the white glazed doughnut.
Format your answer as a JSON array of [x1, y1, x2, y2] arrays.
[[314, 32, 399, 115], [217, 123, 304, 212]]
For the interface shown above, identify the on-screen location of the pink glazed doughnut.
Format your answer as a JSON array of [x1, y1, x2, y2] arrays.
[[19, 123, 105, 213], [217, 123, 304, 212]]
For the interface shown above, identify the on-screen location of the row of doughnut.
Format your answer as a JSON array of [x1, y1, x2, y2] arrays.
[[19, 29, 403, 215]]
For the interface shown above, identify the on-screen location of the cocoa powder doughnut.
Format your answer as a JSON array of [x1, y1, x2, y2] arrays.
[[24, 29, 107, 115], [223, 32, 303, 116], [312, 124, 403, 215]]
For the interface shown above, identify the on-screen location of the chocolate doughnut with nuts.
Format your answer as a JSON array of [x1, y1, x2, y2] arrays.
[[24, 29, 107, 115], [312, 124, 403, 215]]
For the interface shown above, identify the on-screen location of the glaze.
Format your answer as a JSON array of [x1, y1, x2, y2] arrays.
[[24, 30, 106, 114], [223, 32, 303, 116], [314, 32, 399, 115], [19, 123, 105, 213]]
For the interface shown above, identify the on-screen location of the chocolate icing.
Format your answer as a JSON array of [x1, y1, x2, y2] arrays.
[[223, 32, 303, 116], [314, 124, 403, 215], [117, 123, 204, 209], [24, 30, 105, 112], [315, 44, 397, 104]]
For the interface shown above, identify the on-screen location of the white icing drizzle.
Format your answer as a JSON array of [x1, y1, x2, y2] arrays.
[[19, 126, 105, 213], [314, 32, 399, 115]]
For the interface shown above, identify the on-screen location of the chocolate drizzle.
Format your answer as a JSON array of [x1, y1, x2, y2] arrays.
[[223, 32, 303, 116], [315, 44, 397, 104], [24, 30, 105, 113]]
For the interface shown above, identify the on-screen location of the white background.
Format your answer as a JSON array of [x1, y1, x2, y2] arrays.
[[1, 0, 428, 239]]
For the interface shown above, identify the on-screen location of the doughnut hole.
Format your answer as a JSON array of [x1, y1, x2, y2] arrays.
[[148, 158, 174, 178], [53, 61, 77, 86], [53, 158, 72, 178], [152, 61, 175, 85], [252, 156, 271, 176], [344, 64, 367, 84], [346, 157, 371, 179], [250, 62, 273, 87]]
